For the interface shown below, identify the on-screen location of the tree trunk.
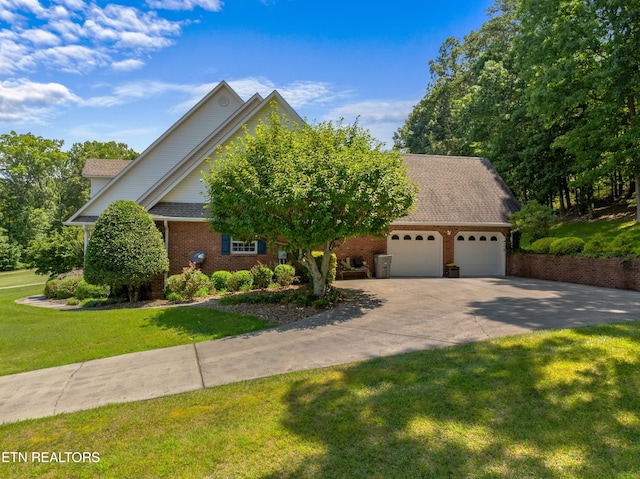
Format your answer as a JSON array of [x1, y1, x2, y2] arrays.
[[636, 173, 640, 224], [558, 180, 566, 216], [301, 245, 332, 297]]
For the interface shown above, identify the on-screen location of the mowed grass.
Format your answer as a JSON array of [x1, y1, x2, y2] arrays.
[[0, 269, 44, 289], [0, 279, 274, 376], [2, 322, 640, 478], [552, 216, 640, 243]]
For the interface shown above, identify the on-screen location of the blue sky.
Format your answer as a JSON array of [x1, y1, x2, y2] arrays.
[[1, 0, 494, 152]]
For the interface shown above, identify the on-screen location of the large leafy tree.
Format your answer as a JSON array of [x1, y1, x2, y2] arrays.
[[204, 110, 416, 297], [0, 132, 68, 248], [85, 200, 169, 301], [0, 132, 140, 258], [517, 0, 640, 219]]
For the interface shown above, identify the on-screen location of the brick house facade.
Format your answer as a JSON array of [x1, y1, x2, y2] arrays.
[[66, 81, 519, 298]]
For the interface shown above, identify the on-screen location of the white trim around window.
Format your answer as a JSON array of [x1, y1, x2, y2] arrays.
[[231, 238, 258, 254]]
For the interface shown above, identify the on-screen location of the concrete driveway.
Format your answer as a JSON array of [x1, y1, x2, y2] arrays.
[[2, 277, 640, 424]]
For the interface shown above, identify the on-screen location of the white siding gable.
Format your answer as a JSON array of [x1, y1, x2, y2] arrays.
[[89, 178, 110, 198], [158, 94, 303, 205], [80, 84, 243, 217]]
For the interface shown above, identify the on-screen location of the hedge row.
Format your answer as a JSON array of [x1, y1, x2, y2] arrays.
[[165, 262, 298, 302], [529, 231, 640, 258]]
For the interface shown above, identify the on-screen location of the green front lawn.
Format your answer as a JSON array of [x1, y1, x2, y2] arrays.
[[0, 283, 274, 376], [2, 321, 640, 478], [0, 269, 45, 289]]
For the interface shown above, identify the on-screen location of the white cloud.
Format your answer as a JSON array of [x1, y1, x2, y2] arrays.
[[228, 77, 351, 108], [82, 80, 196, 108], [0, 79, 80, 122], [0, 33, 31, 73], [20, 28, 61, 46], [0, 1, 186, 75], [111, 58, 145, 71], [31, 44, 110, 73], [324, 99, 417, 147], [146, 0, 224, 11], [327, 99, 416, 123]]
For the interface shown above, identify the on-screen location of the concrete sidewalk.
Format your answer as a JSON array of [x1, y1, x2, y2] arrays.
[[3, 277, 640, 424]]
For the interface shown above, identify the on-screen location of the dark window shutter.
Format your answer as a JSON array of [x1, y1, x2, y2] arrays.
[[221, 234, 231, 255], [257, 239, 266, 255]]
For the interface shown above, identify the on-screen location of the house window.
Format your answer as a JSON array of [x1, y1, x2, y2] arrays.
[[457, 236, 464, 241], [480, 236, 487, 241], [416, 235, 424, 240], [427, 235, 435, 241], [469, 236, 476, 241], [231, 238, 258, 254], [391, 234, 400, 240], [404, 235, 412, 240], [491, 236, 498, 241]]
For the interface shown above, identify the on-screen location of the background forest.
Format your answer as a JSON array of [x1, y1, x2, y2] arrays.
[[2, 0, 638, 271], [0, 134, 137, 272], [395, 0, 640, 219]]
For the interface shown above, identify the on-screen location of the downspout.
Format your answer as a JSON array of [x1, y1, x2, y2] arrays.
[[82, 225, 89, 268], [164, 220, 169, 289]]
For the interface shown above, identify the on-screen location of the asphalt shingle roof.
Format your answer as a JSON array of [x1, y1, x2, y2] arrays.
[[148, 202, 208, 220], [396, 154, 519, 225], [82, 159, 133, 178]]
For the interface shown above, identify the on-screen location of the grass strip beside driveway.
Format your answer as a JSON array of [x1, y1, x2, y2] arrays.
[[2, 321, 640, 478], [0, 285, 274, 376]]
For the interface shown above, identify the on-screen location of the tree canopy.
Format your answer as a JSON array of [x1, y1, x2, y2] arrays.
[[395, 0, 640, 220], [204, 109, 416, 296], [0, 132, 138, 271]]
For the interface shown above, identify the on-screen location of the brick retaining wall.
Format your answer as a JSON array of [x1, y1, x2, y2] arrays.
[[507, 254, 640, 291]]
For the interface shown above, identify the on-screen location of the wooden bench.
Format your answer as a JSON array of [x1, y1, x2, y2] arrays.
[[338, 266, 371, 280]]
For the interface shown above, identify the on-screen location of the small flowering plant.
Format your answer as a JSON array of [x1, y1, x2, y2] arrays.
[[165, 262, 213, 301]]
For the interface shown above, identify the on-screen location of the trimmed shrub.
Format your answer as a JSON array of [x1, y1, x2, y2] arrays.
[[530, 237, 556, 254], [166, 292, 183, 303], [164, 263, 213, 300], [583, 233, 608, 257], [165, 274, 183, 296], [55, 276, 81, 299], [76, 280, 110, 300], [211, 270, 232, 290], [85, 200, 169, 301], [250, 262, 274, 289], [44, 279, 59, 299], [274, 264, 296, 286], [227, 270, 253, 292], [181, 264, 213, 299], [549, 237, 585, 256], [609, 231, 636, 257]]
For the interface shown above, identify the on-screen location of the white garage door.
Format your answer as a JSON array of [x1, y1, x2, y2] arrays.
[[454, 232, 505, 276], [387, 231, 442, 276]]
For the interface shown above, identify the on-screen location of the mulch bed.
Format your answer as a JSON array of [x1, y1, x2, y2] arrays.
[[54, 285, 337, 326]]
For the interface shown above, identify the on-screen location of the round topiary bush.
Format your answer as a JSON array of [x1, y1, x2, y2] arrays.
[[76, 280, 110, 300], [530, 237, 557, 254], [55, 276, 81, 299], [227, 270, 253, 292], [583, 233, 608, 257], [211, 270, 232, 290], [44, 279, 59, 299], [549, 237, 585, 255], [608, 231, 637, 257], [84, 200, 169, 301], [274, 263, 296, 286]]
